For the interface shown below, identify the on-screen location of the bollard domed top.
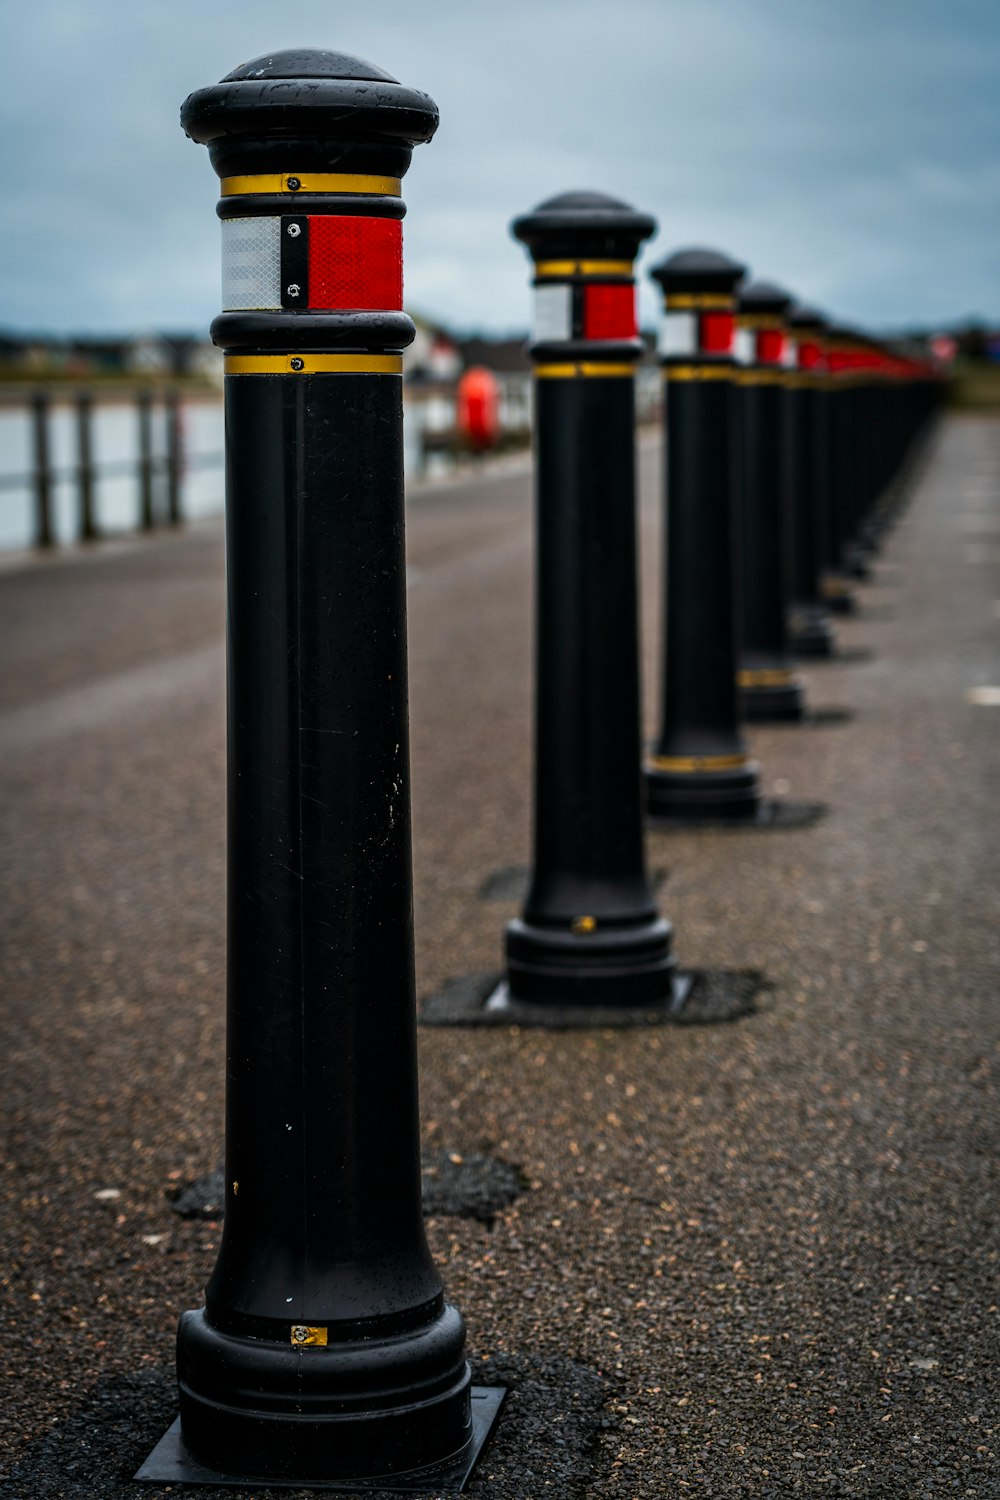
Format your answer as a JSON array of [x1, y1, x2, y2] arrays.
[[787, 303, 827, 332], [738, 280, 792, 317], [181, 47, 438, 179], [220, 49, 400, 82], [649, 247, 745, 296], [511, 190, 656, 262]]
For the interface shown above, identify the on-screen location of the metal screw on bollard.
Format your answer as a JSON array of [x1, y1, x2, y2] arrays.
[[645, 249, 761, 822], [138, 48, 502, 1492], [496, 190, 675, 1011], [786, 305, 836, 657], [735, 281, 806, 720]]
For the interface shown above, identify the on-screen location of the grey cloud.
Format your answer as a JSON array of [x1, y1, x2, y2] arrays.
[[0, 0, 997, 335]]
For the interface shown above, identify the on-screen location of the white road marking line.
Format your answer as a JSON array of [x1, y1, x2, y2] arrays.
[[965, 686, 1000, 707]]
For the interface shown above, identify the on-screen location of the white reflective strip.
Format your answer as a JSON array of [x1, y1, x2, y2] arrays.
[[658, 311, 697, 357], [222, 217, 282, 311], [781, 339, 796, 369], [733, 328, 755, 366], [533, 284, 573, 343]]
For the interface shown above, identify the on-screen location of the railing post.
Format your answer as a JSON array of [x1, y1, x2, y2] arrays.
[[137, 386, 154, 530], [501, 190, 674, 1009], [75, 390, 98, 542], [139, 47, 502, 1492], [734, 280, 805, 720], [31, 389, 55, 550], [645, 249, 761, 822], [164, 387, 183, 526]]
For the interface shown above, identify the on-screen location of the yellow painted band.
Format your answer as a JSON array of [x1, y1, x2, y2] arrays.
[[535, 363, 635, 378], [665, 293, 734, 311], [224, 354, 403, 376], [739, 369, 789, 386], [650, 753, 749, 773], [221, 172, 402, 197], [663, 364, 738, 381], [535, 259, 633, 278], [822, 575, 852, 597], [737, 314, 784, 331], [738, 668, 797, 687]]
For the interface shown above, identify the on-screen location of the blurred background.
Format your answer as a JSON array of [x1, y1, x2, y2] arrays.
[[1, 0, 998, 549]]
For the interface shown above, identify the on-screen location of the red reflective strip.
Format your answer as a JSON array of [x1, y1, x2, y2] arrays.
[[699, 312, 734, 354], [827, 349, 853, 373], [583, 283, 637, 340], [756, 329, 786, 366], [797, 340, 824, 371], [307, 216, 403, 311]]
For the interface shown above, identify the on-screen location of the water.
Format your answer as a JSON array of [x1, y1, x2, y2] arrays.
[[0, 398, 226, 552], [0, 393, 439, 552]]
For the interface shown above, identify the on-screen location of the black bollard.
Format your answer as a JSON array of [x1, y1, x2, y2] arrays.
[[75, 390, 98, 543], [31, 389, 54, 550], [500, 190, 674, 1009], [822, 327, 859, 615], [734, 281, 805, 720], [140, 48, 502, 1491], [137, 386, 154, 530], [786, 305, 835, 656], [645, 249, 761, 822]]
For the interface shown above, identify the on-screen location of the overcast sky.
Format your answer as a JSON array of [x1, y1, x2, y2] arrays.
[[1, 0, 998, 339]]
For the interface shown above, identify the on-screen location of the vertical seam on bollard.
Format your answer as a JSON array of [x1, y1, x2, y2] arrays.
[[294, 376, 309, 1344]]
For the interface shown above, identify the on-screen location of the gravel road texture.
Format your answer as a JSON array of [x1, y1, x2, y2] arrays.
[[0, 418, 997, 1498]]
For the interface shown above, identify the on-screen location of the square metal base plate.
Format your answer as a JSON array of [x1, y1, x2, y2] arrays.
[[135, 1385, 505, 1492], [647, 798, 826, 834], [419, 969, 761, 1028]]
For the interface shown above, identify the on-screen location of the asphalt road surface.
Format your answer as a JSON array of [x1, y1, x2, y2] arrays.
[[1, 418, 997, 1498]]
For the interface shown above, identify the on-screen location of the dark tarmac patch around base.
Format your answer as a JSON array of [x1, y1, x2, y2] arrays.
[[421, 1150, 526, 1224], [795, 645, 874, 665], [5, 1356, 612, 1500], [647, 798, 826, 834], [172, 1152, 526, 1228], [478, 866, 668, 902], [419, 968, 761, 1029], [758, 707, 854, 728]]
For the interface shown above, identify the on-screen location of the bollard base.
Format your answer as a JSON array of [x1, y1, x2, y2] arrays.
[[420, 967, 762, 1028], [506, 914, 675, 1007], [170, 1302, 480, 1488], [739, 679, 807, 722], [645, 759, 761, 822], [822, 573, 857, 615], [790, 605, 836, 657], [136, 1387, 505, 1492]]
